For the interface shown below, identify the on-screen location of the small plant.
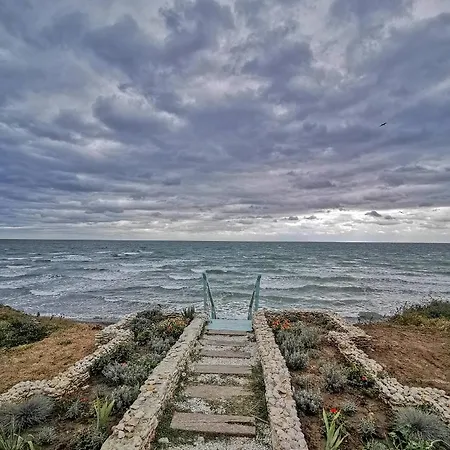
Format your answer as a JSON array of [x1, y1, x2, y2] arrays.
[[150, 338, 171, 355], [294, 389, 322, 415], [323, 408, 348, 450], [64, 398, 90, 420], [321, 363, 348, 393], [182, 306, 195, 321], [157, 317, 186, 339], [292, 374, 314, 389], [111, 385, 140, 413], [6, 396, 54, 430], [299, 326, 321, 349], [359, 416, 377, 439], [341, 400, 358, 416], [93, 398, 115, 431], [71, 428, 106, 450], [393, 407, 450, 442], [34, 426, 56, 446], [0, 428, 36, 450], [284, 350, 309, 371], [348, 364, 375, 389]]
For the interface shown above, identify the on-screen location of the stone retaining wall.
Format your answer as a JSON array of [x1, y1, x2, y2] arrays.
[[253, 311, 309, 450], [0, 326, 133, 405], [101, 314, 206, 450], [95, 313, 137, 346], [328, 327, 450, 424]]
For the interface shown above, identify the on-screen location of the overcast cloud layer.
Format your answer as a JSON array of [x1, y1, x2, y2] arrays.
[[1, 0, 450, 241]]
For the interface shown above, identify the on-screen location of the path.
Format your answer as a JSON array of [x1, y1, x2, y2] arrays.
[[154, 323, 271, 449]]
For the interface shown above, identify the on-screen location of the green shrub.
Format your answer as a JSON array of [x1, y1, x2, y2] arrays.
[[294, 389, 322, 415], [111, 385, 140, 413], [392, 299, 450, 321], [149, 338, 171, 355], [34, 426, 57, 446], [347, 364, 375, 389], [71, 428, 106, 450], [285, 350, 309, 371], [359, 417, 377, 439], [89, 342, 135, 375], [0, 317, 47, 349], [64, 399, 90, 420], [292, 374, 314, 390], [393, 407, 450, 442], [299, 326, 321, 349], [341, 400, 357, 416], [321, 363, 348, 393], [2, 396, 54, 431], [102, 356, 155, 387]]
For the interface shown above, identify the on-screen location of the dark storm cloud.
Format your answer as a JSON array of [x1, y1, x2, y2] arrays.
[[0, 0, 449, 240]]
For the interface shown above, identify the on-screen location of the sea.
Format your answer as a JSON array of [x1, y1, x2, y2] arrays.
[[0, 240, 449, 321]]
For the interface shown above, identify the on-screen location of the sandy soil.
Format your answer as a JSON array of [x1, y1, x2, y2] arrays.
[[0, 323, 100, 393], [360, 323, 450, 394]]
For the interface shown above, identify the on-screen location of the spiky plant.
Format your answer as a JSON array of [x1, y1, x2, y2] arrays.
[[393, 407, 450, 442], [10, 396, 53, 430]]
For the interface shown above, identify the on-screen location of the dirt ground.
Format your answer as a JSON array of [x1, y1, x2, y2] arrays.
[[0, 323, 100, 393], [360, 323, 450, 394]]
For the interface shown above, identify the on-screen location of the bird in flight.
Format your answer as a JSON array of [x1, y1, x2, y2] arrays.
[[379, 122, 387, 127]]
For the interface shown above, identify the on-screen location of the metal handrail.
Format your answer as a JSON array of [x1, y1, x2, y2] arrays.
[[202, 272, 217, 319], [247, 275, 262, 320]]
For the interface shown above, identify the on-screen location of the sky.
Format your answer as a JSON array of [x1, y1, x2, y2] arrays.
[[0, 0, 450, 242]]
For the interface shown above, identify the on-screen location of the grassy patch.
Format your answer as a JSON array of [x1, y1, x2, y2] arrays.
[[389, 298, 450, 331]]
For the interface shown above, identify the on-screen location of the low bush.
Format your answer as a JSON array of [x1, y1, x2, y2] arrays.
[[70, 428, 106, 450], [294, 388, 322, 415], [392, 299, 450, 321], [64, 398, 90, 420], [341, 400, 358, 416], [393, 407, 450, 442], [321, 363, 348, 393], [347, 364, 375, 389], [0, 317, 47, 349], [284, 350, 309, 371], [89, 341, 136, 375], [359, 416, 377, 439], [111, 385, 140, 413], [34, 426, 57, 446]]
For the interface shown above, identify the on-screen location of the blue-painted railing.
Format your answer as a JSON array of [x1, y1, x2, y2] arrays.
[[247, 274, 261, 320], [202, 272, 261, 320]]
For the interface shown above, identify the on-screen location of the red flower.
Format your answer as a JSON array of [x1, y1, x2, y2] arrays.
[[330, 408, 338, 414], [80, 397, 89, 402], [361, 376, 368, 382], [121, 362, 127, 367]]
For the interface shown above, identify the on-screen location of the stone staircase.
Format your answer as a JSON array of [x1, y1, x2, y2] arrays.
[[155, 324, 271, 449]]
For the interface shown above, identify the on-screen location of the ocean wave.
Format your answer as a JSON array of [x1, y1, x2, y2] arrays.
[[262, 284, 379, 294], [168, 274, 198, 281], [30, 289, 61, 297], [52, 254, 92, 262]]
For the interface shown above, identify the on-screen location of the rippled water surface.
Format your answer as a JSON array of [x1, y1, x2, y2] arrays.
[[1, 240, 449, 320]]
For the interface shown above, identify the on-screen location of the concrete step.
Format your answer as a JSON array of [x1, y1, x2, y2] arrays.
[[171, 412, 256, 437], [184, 384, 251, 400], [206, 329, 250, 336], [192, 364, 252, 375], [200, 337, 249, 347], [200, 348, 251, 359]]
